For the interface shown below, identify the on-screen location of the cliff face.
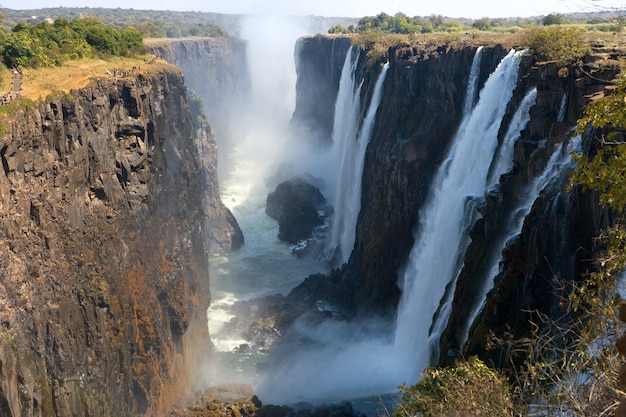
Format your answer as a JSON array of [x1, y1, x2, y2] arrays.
[[290, 37, 620, 363], [151, 38, 250, 180], [151, 39, 246, 255], [0, 68, 214, 416], [290, 36, 352, 146]]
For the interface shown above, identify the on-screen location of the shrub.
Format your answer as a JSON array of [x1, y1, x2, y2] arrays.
[[525, 26, 591, 67], [394, 357, 514, 417]]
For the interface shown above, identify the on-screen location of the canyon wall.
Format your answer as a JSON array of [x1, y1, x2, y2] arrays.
[[151, 38, 251, 182], [0, 66, 224, 416], [290, 36, 620, 364]]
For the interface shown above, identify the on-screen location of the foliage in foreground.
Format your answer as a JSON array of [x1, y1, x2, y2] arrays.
[[394, 357, 514, 417]]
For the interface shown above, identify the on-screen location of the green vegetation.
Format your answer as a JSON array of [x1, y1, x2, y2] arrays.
[[187, 89, 209, 130], [0, 18, 144, 68], [543, 13, 566, 26], [395, 357, 514, 417], [329, 12, 465, 35], [525, 26, 591, 67], [0, 7, 238, 38]]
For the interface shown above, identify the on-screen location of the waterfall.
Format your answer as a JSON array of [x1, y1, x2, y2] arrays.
[[429, 86, 538, 355], [460, 135, 583, 346], [558, 93, 568, 123], [393, 49, 524, 376], [463, 46, 483, 115], [326, 50, 389, 265], [487, 88, 537, 188]]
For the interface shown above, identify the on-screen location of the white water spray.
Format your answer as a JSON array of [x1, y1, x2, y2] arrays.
[[256, 62, 395, 405], [429, 86, 538, 353], [393, 49, 524, 377], [326, 50, 389, 265], [463, 46, 483, 115], [487, 88, 537, 188]]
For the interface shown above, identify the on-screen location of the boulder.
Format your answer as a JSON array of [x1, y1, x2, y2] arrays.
[[266, 178, 327, 244]]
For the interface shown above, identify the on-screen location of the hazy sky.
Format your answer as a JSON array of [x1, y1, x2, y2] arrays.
[[0, 0, 623, 19]]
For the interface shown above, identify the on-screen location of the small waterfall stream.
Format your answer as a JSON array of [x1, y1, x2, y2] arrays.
[[460, 135, 583, 345], [326, 50, 389, 265]]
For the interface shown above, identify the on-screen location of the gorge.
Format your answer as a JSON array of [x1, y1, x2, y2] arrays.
[[168, 30, 619, 407], [0, 16, 622, 417]]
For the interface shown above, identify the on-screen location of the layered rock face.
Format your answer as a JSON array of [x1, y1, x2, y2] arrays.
[[151, 38, 251, 180], [289, 36, 620, 364], [0, 68, 219, 416]]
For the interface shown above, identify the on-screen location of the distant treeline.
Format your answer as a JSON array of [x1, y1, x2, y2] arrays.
[[0, 8, 231, 40], [329, 11, 626, 34], [0, 18, 144, 68]]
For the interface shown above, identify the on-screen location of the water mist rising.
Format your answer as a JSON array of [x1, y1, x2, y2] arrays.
[[256, 61, 395, 405], [206, 15, 327, 382], [393, 49, 524, 377]]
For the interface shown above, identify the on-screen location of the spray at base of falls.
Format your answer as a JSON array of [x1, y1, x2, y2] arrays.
[[255, 54, 393, 405]]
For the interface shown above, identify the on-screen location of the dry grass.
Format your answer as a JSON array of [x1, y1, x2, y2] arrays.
[[14, 55, 178, 101]]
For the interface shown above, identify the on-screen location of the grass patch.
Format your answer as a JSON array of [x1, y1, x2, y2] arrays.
[[17, 55, 177, 101]]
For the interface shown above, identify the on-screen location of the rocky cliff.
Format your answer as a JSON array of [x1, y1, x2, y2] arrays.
[[0, 66, 221, 416], [288, 36, 621, 365], [151, 38, 251, 181]]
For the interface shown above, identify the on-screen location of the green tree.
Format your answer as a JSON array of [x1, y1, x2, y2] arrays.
[[328, 24, 350, 34], [472, 17, 492, 31], [2, 31, 36, 67], [543, 13, 565, 25], [526, 26, 591, 67]]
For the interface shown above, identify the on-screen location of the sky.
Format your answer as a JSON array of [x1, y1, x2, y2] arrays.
[[0, 0, 623, 19]]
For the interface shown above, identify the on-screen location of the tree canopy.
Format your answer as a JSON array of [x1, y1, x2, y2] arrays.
[[0, 17, 144, 68]]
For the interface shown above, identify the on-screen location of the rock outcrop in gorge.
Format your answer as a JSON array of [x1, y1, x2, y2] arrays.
[[266, 178, 327, 245], [0, 66, 217, 416]]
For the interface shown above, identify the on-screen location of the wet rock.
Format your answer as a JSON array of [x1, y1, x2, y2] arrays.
[[266, 178, 327, 245]]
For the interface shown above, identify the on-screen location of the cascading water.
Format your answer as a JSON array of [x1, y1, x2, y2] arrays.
[[419, 47, 485, 349], [325, 50, 390, 265], [464, 46, 483, 115], [393, 49, 524, 377], [487, 88, 538, 188], [429, 86, 538, 354], [460, 135, 583, 346], [325, 46, 362, 263]]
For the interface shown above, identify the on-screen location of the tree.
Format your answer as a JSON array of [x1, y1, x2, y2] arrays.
[[543, 13, 565, 25], [2, 31, 36, 67], [526, 26, 591, 67], [328, 25, 350, 34], [472, 17, 492, 31]]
